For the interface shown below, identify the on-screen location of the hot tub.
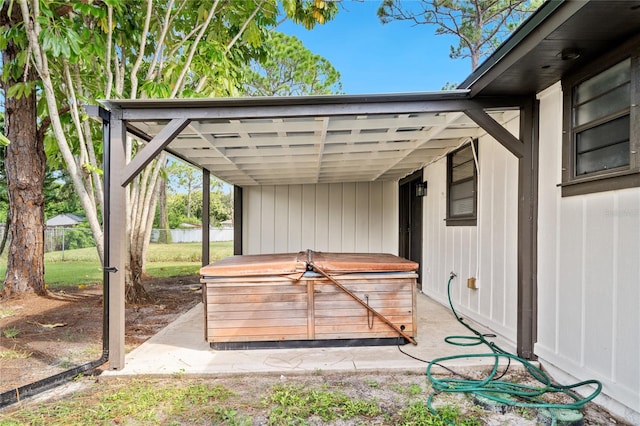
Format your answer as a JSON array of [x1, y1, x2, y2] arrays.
[[199, 250, 418, 349]]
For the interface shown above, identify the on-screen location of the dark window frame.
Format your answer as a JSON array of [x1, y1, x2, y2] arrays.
[[446, 140, 478, 226], [561, 35, 640, 197]]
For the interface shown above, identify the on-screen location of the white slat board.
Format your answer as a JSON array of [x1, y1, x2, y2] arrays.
[[242, 181, 399, 255], [421, 117, 519, 345], [535, 82, 640, 416]]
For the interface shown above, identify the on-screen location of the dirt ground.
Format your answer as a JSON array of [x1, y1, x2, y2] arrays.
[[0, 276, 633, 425], [0, 275, 202, 394]]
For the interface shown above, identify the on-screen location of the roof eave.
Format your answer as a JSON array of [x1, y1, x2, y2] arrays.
[[459, 0, 584, 95]]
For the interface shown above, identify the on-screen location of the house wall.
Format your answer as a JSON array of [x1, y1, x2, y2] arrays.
[[242, 182, 398, 255], [536, 82, 640, 420], [420, 116, 519, 346]]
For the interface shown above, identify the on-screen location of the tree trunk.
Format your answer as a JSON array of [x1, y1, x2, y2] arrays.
[[0, 215, 9, 256], [125, 250, 150, 304], [2, 39, 47, 297], [157, 177, 171, 244], [124, 156, 164, 305]]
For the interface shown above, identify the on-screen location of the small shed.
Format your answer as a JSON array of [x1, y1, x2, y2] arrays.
[[45, 213, 84, 228]]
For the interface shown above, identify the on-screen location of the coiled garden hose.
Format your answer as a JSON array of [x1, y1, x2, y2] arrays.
[[425, 274, 603, 424]]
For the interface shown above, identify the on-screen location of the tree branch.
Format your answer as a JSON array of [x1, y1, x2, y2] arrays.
[[170, 0, 221, 98], [225, 0, 266, 52], [37, 106, 71, 143], [105, 3, 113, 99], [129, 0, 154, 99], [144, 0, 176, 82]]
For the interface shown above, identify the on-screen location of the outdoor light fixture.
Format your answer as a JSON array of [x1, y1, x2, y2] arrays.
[[415, 181, 427, 197], [559, 48, 581, 61]]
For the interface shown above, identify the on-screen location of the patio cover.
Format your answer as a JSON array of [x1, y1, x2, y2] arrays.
[[96, 0, 640, 369], [99, 91, 525, 189], [97, 91, 535, 371]]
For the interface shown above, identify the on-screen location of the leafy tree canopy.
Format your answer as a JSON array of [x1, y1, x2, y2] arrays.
[[1, 0, 340, 301], [243, 31, 342, 96]]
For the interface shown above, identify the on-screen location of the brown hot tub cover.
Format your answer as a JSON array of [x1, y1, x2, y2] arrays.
[[309, 251, 418, 274], [199, 252, 307, 277], [200, 250, 418, 277]]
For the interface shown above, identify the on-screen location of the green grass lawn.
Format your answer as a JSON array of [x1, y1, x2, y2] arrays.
[[0, 241, 233, 289]]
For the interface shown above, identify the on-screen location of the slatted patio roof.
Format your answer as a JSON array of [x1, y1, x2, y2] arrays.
[[102, 92, 520, 187], [147, 110, 520, 185]]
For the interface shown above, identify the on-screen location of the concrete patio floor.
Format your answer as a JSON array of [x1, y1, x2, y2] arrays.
[[102, 291, 520, 378]]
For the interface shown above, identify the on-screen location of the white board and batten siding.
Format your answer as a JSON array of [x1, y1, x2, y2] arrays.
[[536, 82, 640, 420], [421, 116, 520, 348], [242, 182, 398, 255]]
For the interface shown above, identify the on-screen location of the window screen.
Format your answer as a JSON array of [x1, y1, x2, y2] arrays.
[[573, 58, 631, 176], [447, 142, 477, 225]]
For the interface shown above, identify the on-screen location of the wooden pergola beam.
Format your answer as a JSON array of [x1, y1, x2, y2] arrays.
[[121, 118, 191, 186]]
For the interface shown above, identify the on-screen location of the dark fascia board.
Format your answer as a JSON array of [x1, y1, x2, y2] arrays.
[[459, 0, 580, 94], [100, 90, 471, 111]]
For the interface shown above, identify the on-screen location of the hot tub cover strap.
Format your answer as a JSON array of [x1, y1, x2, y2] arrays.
[[308, 254, 417, 345]]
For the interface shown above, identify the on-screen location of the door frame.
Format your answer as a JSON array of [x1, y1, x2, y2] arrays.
[[399, 169, 423, 287]]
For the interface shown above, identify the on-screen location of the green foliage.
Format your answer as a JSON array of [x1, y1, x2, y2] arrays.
[[81, 163, 102, 176], [283, 0, 339, 29], [6, 81, 36, 99], [392, 382, 425, 396], [264, 383, 381, 425], [397, 401, 482, 425], [39, 23, 83, 58], [162, 161, 231, 228], [140, 80, 171, 98], [52, 227, 96, 251], [0, 307, 15, 319], [243, 32, 342, 96], [166, 190, 232, 228], [2, 327, 20, 338], [441, 81, 459, 90], [0, 22, 30, 82], [0, 380, 249, 426], [167, 162, 203, 193], [43, 171, 85, 220], [0, 347, 32, 360]]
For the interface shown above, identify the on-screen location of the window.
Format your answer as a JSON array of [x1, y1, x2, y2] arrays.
[[561, 39, 640, 196], [447, 142, 478, 226]]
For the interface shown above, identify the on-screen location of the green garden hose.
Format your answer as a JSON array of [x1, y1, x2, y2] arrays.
[[425, 274, 603, 424]]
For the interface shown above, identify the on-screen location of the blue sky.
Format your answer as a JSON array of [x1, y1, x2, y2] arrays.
[[278, 1, 472, 94]]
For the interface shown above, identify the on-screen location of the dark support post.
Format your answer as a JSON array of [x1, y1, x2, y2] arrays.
[[517, 97, 539, 359], [233, 185, 243, 255], [107, 109, 127, 370], [101, 109, 111, 356], [202, 169, 210, 266], [464, 99, 538, 359]]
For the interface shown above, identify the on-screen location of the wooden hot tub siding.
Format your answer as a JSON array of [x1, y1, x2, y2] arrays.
[[200, 252, 418, 349]]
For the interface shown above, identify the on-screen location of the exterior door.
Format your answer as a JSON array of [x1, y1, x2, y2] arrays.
[[399, 170, 423, 288]]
